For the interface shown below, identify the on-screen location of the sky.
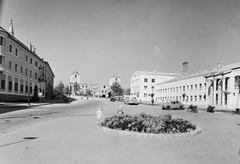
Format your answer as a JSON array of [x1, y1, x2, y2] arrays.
[[1, 0, 240, 88]]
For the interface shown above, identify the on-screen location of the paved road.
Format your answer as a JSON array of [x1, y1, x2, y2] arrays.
[[0, 97, 240, 164]]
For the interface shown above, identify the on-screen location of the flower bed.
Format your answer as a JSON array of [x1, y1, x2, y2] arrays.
[[102, 113, 196, 134]]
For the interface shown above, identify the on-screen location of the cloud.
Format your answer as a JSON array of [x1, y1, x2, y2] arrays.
[[155, 47, 161, 52]]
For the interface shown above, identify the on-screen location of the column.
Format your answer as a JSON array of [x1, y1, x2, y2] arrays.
[[213, 79, 217, 106], [5, 74, 8, 92], [222, 78, 225, 106], [229, 76, 234, 107], [205, 79, 209, 105]]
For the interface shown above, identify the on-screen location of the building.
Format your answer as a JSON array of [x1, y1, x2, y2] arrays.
[[130, 71, 177, 102], [109, 74, 121, 86], [0, 21, 54, 101], [94, 84, 111, 98], [79, 83, 98, 95], [155, 62, 240, 111], [69, 71, 80, 95]]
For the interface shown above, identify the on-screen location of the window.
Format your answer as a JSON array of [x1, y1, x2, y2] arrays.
[[0, 36, 4, 46], [1, 80, 5, 89], [30, 70, 32, 77], [199, 95, 202, 102], [20, 84, 23, 92], [204, 83, 206, 90], [35, 61, 38, 67], [35, 73, 37, 79], [195, 84, 197, 90], [152, 79, 155, 83], [15, 82, 18, 91], [0, 55, 3, 64], [25, 85, 28, 93], [144, 78, 148, 82], [152, 86, 155, 90], [21, 52, 24, 59], [9, 61, 12, 69], [191, 85, 193, 91], [195, 95, 197, 102], [8, 81, 12, 91], [144, 93, 147, 97], [15, 48, 18, 56], [26, 55, 28, 62], [183, 86, 185, 91], [15, 64, 17, 72], [30, 58, 33, 64], [26, 68, 28, 75], [199, 84, 202, 90], [187, 85, 189, 91], [144, 86, 147, 90], [21, 66, 23, 73], [9, 44, 12, 53]]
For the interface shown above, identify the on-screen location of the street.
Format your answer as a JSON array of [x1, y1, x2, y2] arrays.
[[0, 97, 240, 164]]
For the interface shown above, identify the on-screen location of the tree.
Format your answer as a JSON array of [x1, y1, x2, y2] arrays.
[[111, 82, 123, 96], [64, 85, 70, 95], [54, 81, 65, 94], [123, 88, 131, 95], [74, 83, 80, 94], [86, 89, 92, 96]]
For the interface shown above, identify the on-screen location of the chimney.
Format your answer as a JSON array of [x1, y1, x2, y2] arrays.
[[199, 68, 202, 73], [208, 65, 211, 71], [182, 62, 188, 75], [217, 63, 221, 69], [29, 43, 32, 51]]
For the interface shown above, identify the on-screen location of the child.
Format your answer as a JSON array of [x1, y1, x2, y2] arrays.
[[96, 107, 104, 125], [117, 105, 124, 115]]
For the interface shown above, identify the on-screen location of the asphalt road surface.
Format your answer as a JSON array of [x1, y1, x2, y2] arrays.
[[0, 97, 240, 164]]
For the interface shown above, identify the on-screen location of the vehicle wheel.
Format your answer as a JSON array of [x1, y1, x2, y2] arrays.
[[179, 106, 184, 110], [166, 106, 170, 110]]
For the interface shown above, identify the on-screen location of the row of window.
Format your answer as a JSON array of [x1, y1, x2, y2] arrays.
[[144, 78, 155, 83], [156, 83, 206, 94], [144, 86, 155, 90], [0, 79, 44, 95], [8, 61, 38, 79]]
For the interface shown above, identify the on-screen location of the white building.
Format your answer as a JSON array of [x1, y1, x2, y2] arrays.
[[109, 74, 121, 86], [94, 84, 111, 98], [155, 62, 240, 111], [131, 71, 177, 102], [69, 71, 80, 95]]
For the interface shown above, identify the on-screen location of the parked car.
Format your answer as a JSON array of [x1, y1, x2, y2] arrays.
[[110, 97, 115, 102], [124, 95, 138, 105], [162, 101, 184, 110]]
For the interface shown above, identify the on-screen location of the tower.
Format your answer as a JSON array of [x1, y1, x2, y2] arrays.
[[9, 19, 15, 36], [69, 71, 81, 95], [109, 74, 121, 86]]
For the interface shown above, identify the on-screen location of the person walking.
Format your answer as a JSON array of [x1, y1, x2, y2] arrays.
[[96, 107, 104, 125]]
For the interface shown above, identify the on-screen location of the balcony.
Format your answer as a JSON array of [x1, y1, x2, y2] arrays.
[[0, 65, 5, 74]]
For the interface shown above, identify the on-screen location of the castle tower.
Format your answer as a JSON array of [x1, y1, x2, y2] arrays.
[[69, 71, 81, 95], [109, 74, 121, 86]]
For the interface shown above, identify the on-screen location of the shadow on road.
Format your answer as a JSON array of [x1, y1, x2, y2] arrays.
[[0, 98, 77, 115]]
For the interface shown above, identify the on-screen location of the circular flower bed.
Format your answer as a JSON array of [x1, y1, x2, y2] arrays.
[[102, 113, 196, 134]]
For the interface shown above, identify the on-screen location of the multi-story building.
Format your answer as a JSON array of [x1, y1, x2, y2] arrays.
[[94, 84, 111, 98], [79, 83, 98, 95], [130, 71, 177, 102], [155, 62, 240, 110], [109, 74, 121, 86], [69, 71, 80, 96], [0, 21, 54, 101]]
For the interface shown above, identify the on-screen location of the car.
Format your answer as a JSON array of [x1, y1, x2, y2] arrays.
[[123, 95, 138, 105], [162, 101, 184, 110], [110, 97, 115, 102]]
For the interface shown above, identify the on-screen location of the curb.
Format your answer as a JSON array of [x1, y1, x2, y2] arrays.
[[101, 126, 202, 139]]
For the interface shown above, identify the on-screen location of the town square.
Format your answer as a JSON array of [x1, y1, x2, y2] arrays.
[[0, 0, 240, 164]]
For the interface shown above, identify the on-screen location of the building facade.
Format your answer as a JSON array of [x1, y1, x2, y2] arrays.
[[130, 71, 177, 102], [0, 22, 54, 101], [109, 74, 121, 86], [155, 62, 240, 110]]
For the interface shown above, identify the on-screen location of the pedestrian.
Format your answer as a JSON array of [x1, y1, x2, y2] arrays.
[[117, 105, 124, 115], [96, 107, 104, 125]]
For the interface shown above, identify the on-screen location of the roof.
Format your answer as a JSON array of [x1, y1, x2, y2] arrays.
[[157, 62, 240, 85], [132, 71, 178, 78], [71, 71, 80, 75], [110, 74, 120, 78]]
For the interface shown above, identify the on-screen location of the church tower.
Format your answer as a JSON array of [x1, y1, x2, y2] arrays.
[[8, 19, 15, 36]]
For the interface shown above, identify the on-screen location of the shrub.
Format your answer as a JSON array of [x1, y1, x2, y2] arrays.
[[102, 113, 196, 134]]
